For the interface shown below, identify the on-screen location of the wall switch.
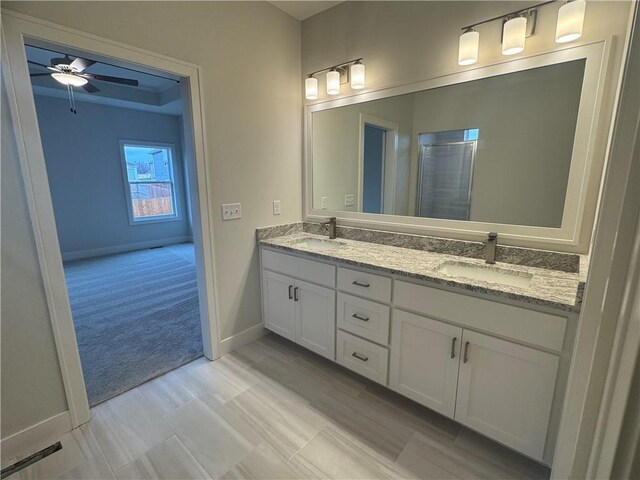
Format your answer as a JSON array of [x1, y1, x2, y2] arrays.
[[321, 197, 327, 209], [273, 200, 281, 215], [344, 194, 355, 207], [222, 203, 242, 220]]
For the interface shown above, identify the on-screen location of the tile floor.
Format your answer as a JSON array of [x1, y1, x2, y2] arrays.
[[6, 334, 551, 479]]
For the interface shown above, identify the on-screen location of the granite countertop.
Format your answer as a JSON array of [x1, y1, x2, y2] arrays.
[[260, 233, 584, 312]]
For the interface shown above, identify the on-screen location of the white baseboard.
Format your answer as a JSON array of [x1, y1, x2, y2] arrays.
[[219, 323, 268, 356], [1, 411, 72, 467], [61, 236, 193, 261]]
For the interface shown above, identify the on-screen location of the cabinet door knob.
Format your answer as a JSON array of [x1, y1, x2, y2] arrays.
[[352, 351, 369, 362], [352, 280, 370, 288], [451, 337, 457, 359], [351, 313, 370, 322], [294, 287, 299, 301], [288, 285, 293, 300], [463, 341, 470, 364]]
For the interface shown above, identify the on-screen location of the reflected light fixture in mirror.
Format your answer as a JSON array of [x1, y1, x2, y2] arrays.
[[305, 75, 318, 100], [556, 0, 586, 43], [327, 69, 340, 95], [458, 29, 479, 65], [502, 16, 527, 55], [350, 60, 365, 89]]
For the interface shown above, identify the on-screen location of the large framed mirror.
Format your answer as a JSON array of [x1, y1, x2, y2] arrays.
[[304, 42, 609, 253]]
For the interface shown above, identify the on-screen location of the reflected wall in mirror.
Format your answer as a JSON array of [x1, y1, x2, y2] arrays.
[[312, 59, 585, 228]]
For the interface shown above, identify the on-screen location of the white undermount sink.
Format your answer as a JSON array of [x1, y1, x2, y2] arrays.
[[437, 260, 533, 288], [292, 236, 347, 251]]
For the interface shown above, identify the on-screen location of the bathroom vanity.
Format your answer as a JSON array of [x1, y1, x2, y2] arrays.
[[258, 229, 583, 466]]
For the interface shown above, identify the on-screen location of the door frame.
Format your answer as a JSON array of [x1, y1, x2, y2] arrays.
[[1, 10, 222, 427], [357, 114, 398, 214]]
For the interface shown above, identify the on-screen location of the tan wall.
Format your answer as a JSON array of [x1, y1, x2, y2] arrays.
[[1, 73, 69, 439]]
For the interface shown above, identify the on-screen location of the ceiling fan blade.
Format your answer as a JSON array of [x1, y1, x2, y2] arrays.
[[82, 73, 138, 86], [70, 57, 96, 72], [30, 73, 51, 77], [27, 60, 50, 69], [82, 82, 100, 93]]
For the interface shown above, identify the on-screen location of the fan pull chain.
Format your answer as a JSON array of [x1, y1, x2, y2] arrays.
[[67, 85, 77, 114]]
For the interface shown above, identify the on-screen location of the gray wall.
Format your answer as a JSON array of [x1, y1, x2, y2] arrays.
[[1, 75, 68, 439], [34, 95, 190, 256]]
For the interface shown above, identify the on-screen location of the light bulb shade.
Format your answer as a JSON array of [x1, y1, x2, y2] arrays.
[[458, 30, 479, 65], [305, 76, 318, 100], [350, 62, 365, 89], [326, 70, 340, 95], [556, 0, 586, 43], [502, 17, 527, 55], [51, 72, 88, 87]]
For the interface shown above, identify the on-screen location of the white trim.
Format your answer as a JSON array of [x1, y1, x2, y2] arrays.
[[357, 114, 398, 215], [305, 42, 611, 253], [118, 139, 181, 225], [1, 10, 222, 429], [61, 236, 193, 261], [0, 411, 72, 467], [218, 324, 268, 356]]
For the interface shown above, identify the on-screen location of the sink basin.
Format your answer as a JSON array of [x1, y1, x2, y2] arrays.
[[292, 237, 347, 251], [437, 261, 533, 288]]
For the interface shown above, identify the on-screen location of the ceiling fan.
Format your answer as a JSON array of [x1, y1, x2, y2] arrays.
[[28, 54, 139, 114]]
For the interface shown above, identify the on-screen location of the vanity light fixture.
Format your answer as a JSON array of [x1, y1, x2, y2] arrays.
[[458, 29, 480, 65], [556, 0, 586, 43], [502, 16, 527, 55], [326, 69, 341, 95], [350, 60, 366, 89], [304, 58, 365, 99], [305, 75, 318, 100], [457, 0, 586, 64]]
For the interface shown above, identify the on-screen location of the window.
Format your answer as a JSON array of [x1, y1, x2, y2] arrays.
[[120, 142, 179, 223]]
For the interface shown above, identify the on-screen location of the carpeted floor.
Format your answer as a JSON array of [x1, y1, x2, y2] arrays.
[[64, 243, 203, 406]]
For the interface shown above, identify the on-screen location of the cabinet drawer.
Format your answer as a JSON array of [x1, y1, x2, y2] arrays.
[[336, 330, 389, 385], [337, 267, 391, 303], [261, 248, 335, 287], [337, 293, 390, 345], [394, 281, 567, 351]]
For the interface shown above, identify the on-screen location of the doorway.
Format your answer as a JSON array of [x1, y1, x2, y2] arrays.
[[3, 11, 220, 425]]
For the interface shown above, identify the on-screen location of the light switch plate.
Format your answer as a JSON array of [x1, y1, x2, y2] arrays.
[[344, 194, 355, 207], [222, 203, 242, 220], [321, 197, 327, 209], [273, 200, 281, 215]]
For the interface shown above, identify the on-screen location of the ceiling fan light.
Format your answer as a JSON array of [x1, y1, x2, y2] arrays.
[[51, 72, 88, 87]]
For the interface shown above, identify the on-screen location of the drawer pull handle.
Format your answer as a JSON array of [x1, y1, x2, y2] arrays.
[[352, 281, 371, 288], [288, 285, 293, 300], [451, 337, 457, 359], [352, 313, 370, 322], [294, 287, 299, 302], [463, 341, 470, 364], [352, 352, 369, 362]]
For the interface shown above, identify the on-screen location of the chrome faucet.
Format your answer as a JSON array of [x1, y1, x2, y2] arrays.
[[485, 232, 498, 264], [321, 217, 337, 239]]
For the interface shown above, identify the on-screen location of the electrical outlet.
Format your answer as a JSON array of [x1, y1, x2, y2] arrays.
[[222, 203, 242, 220], [321, 197, 327, 209], [273, 200, 281, 215], [344, 194, 355, 207]]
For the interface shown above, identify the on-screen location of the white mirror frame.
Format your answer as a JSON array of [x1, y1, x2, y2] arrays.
[[304, 41, 611, 253]]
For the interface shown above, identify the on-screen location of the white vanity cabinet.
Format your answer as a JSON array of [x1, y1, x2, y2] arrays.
[[259, 245, 572, 464], [261, 249, 336, 360], [389, 310, 462, 418]]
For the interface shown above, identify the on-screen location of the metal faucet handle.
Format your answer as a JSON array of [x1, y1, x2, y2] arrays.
[[322, 217, 336, 223], [487, 232, 498, 241]]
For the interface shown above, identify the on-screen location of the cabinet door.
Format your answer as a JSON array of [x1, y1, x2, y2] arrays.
[[389, 310, 462, 418], [262, 270, 296, 341], [295, 279, 336, 360], [455, 330, 559, 461]]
